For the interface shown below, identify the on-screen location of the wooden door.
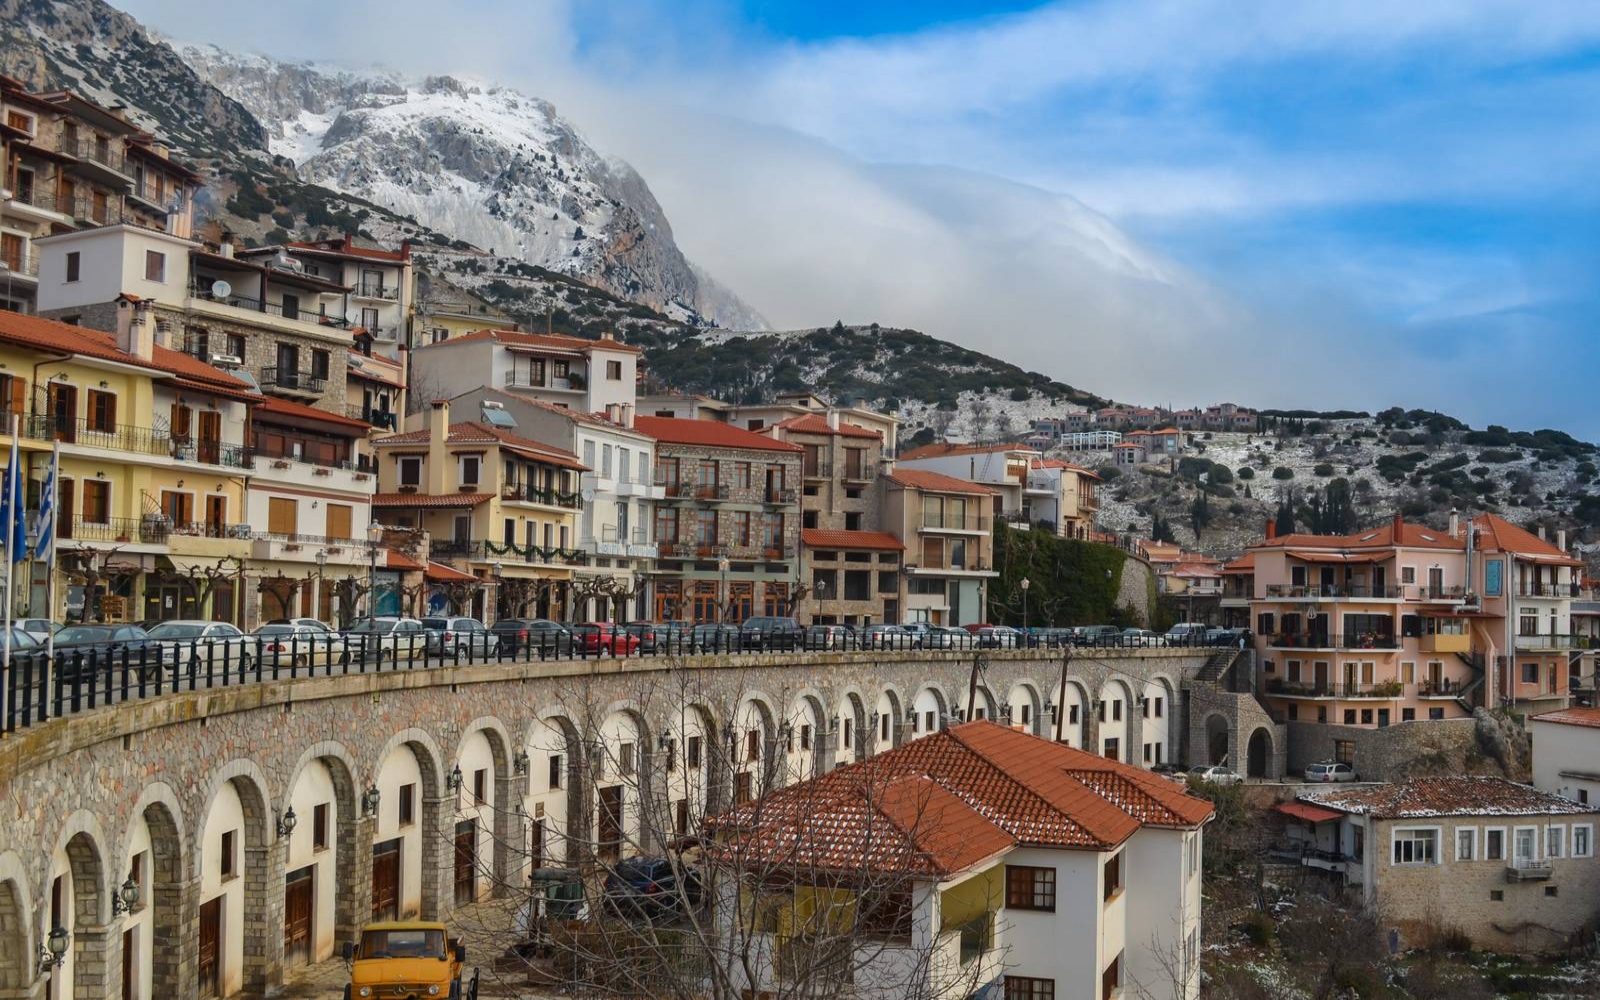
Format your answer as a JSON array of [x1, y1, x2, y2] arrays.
[[205, 495, 227, 537], [453, 821, 477, 905], [47, 382, 77, 442], [371, 839, 400, 921], [122, 926, 136, 999], [282, 866, 314, 969], [197, 411, 221, 465], [597, 785, 624, 862], [197, 896, 222, 997]]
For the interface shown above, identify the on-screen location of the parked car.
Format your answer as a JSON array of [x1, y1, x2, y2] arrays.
[[1033, 628, 1075, 649], [804, 624, 855, 651], [860, 624, 915, 649], [266, 617, 339, 634], [145, 620, 254, 674], [1187, 765, 1243, 786], [0, 627, 49, 669], [420, 617, 499, 657], [1121, 628, 1160, 647], [602, 856, 703, 922], [570, 623, 641, 656], [1304, 761, 1358, 783], [739, 616, 804, 651], [1075, 625, 1124, 647], [690, 623, 741, 653], [1164, 622, 1211, 645], [52, 624, 161, 682], [252, 623, 346, 667], [633, 621, 693, 653], [976, 625, 1023, 648], [622, 622, 661, 653], [490, 618, 573, 656], [15, 618, 61, 643], [343, 617, 427, 662]]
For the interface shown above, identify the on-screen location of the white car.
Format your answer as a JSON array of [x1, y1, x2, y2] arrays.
[[1304, 761, 1358, 783], [145, 620, 255, 673], [253, 623, 347, 667], [265, 617, 339, 634], [1188, 765, 1243, 786], [343, 617, 428, 662]]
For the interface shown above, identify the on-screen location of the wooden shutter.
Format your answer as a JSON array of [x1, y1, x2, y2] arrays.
[[268, 497, 298, 536], [170, 403, 192, 440], [325, 504, 352, 541]]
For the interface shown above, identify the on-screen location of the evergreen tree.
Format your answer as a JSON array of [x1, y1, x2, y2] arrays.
[[1151, 512, 1176, 543], [1190, 489, 1211, 538], [1275, 491, 1296, 536]]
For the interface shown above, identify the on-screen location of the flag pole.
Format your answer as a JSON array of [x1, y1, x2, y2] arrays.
[[1, 414, 17, 726], [41, 441, 59, 720]]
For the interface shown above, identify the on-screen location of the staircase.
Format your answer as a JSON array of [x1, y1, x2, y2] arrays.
[[1194, 648, 1242, 687], [1454, 650, 1488, 714]]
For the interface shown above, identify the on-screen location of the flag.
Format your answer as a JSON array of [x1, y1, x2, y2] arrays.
[[0, 429, 21, 563], [33, 445, 57, 561]]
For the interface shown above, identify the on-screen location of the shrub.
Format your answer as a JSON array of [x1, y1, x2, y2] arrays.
[[1313, 463, 1334, 477], [1272, 466, 1294, 480], [1476, 449, 1519, 464], [1237, 466, 1255, 479]]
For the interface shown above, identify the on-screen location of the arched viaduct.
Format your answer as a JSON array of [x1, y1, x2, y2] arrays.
[[0, 647, 1212, 999]]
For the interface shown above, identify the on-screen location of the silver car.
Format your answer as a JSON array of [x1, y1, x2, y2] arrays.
[[421, 617, 500, 657], [145, 620, 254, 673]]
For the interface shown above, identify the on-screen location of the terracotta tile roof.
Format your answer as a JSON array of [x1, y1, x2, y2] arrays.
[[253, 395, 372, 432], [468, 388, 649, 438], [278, 235, 410, 262], [1529, 706, 1600, 730], [348, 352, 406, 388], [770, 414, 882, 439], [425, 560, 479, 583], [1301, 776, 1600, 819], [373, 422, 586, 469], [1473, 513, 1583, 566], [801, 529, 905, 552], [372, 492, 494, 508], [634, 415, 803, 453], [898, 441, 1036, 461], [1222, 551, 1256, 574], [0, 310, 263, 399], [1255, 515, 1464, 553], [421, 328, 642, 354], [384, 548, 424, 571], [708, 722, 1212, 876], [883, 468, 998, 495], [1275, 801, 1344, 824]]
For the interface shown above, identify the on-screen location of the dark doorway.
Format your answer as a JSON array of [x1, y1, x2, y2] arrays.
[[454, 821, 477, 906], [197, 896, 221, 997], [597, 786, 624, 862], [1247, 729, 1271, 778], [283, 866, 314, 969], [122, 927, 135, 999], [371, 839, 400, 921]]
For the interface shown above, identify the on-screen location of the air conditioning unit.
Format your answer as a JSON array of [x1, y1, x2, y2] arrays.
[[210, 353, 243, 367]]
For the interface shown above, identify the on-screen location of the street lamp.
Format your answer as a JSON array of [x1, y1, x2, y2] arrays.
[[367, 522, 385, 618], [109, 875, 140, 916], [815, 577, 830, 625], [276, 805, 298, 840], [315, 548, 327, 623], [40, 924, 68, 971], [361, 784, 381, 817], [717, 556, 731, 623], [446, 764, 464, 793], [1021, 577, 1031, 638]]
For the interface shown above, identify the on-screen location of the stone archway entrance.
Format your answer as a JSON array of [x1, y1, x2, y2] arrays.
[[1205, 714, 1230, 767], [1247, 728, 1272, 779]]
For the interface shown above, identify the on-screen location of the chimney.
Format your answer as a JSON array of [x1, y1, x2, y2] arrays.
[[426, 399, 450, 494], [600, 330, 615, 342], [826, 408, 840, 431], [1537, 525, 1546, 541], [1448, 509, 1460, 537], [1558, 529, 1567, 551], [219, 230, 235, 259], [115, 297, 154, 361], [1392, 513, 1404, 540], [429, 399, 449, 445], [1265, 519, 1276, 541], [621, 404, 634, 429]]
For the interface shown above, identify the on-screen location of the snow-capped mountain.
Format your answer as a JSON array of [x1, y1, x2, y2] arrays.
[[178, 44, 765, 329]]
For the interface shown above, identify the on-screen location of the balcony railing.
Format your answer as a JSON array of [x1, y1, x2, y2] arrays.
[[1505, 859, 1554, 881], [21, 414, 251, 468], [1269, 633, 1400, 650], [189, 281, 351, 328], [260, 366, 327, 395], [1514, 634, 1596, 651], [355, 282, 398, 300], [253, 449, 375, 475], [1266, 584, 1405, 599], [765, 487, 796, 504], [504, 370, 584, 391], [251, 530, 371, 550], [6, 185, 67, 214], [1517, 583, 1580, 598], [58, 516, 160, 545], [73, 137, 128, 175], [478, 539, 587, 564], [803, 460, 833, 479], [501, 484, 584, 509], [1267, 679, 1406, 699], [0, 252, 38, 277], [920, 513, 991, 531], [343, 404, 399, 431]]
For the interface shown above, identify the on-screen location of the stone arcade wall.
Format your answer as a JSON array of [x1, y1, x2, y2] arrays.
[[1285, 718, 1480, 781], [0, 646, 1209, 1000]]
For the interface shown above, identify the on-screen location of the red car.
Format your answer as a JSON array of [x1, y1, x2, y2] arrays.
[[572, 623, 641, 655]]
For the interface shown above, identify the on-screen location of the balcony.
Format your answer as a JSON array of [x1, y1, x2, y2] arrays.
[[1266, 584, 1404, 600], [260, 366, 327, 399], [1517, 582, 1580, 599], [250, 452, 375, 492], [1505, 859, 1554, 882], [478, 539, 587, 565], [0, 251, 39, 281], [250, 531, 371, 565], [764, 487, 797, 505], [354, 281, 398, 301], [609, 474, 665, 500], [1417, 679, 1464, 698], [58, 516, 164, 546], [584, 526, 657, 559], [919, 513, 991, 533], [1268, 679, 1405, 699], [802, 460, 833, 480], [501, 483, 584, 510], [1419, 632, 1471, 654], [5, 183, 71, 222], [188, 280, 351, 330], [71, 137, 132, 183], [343, 404, 399, 431], [1515, 634, 1595, 651], [504, 370, 585, 393], [21, 414, 251, 468], [1268, 633, 1400, 650]]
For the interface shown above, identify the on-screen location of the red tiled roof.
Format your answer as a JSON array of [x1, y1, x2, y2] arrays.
[[1301, 776, 1600, 819], [883, 468, 998, 495], [634, 415, 803, 453], [372, 492, 494, 508], [423, 328, 641, 354], [708, 722, 1212, 876], [384, 548, 424, 571], [0, 310, 262, 398], [253, 395, 373, 432], [1275, 801, 1343, 824], [278, 234, 410, 262], [898, 441, 1036, 461], [1255, 515, 1464, 553], [1473, 513, 1583, 566], [1530, 706, 1600, 730], [348, 352, 405, 388], [801, 529, 905, 552], [771, 413, 882, 439], [1222, 551, 1256, 574], [469, 388, 648, 437], [425, 560, 478, 583], [373, 422, 586, 469]]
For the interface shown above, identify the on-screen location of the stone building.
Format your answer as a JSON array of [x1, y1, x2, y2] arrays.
[[633, 415, 802, 623]]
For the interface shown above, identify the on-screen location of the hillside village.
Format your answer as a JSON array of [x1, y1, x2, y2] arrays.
[[4, 15, 1600, 1000]]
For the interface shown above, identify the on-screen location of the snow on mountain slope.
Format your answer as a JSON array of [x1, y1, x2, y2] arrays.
[[180, 44, 765, 329]]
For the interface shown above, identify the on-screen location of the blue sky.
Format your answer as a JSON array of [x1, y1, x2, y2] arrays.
[[127, 0, 1600, 436]]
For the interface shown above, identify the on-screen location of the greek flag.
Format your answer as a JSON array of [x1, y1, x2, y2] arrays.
[[0, 430, 21, 563], [33, 445, 57, 561]]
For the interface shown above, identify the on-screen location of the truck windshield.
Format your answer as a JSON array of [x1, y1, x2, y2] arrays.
[[360, 928, 445, 959]]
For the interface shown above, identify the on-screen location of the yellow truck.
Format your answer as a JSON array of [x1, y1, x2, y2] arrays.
[[341, 921, 478, 1000]]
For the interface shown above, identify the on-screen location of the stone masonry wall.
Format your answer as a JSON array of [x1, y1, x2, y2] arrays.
[[1286, 719, 1480, 782]]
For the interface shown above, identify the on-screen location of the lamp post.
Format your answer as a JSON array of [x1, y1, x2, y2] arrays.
[[815, 577, 829, 626], [493, 559, 504, 620], [109, 875, 140, 916], [717, 556, 730, 623], [366, 522, 384, 618], [315, 548, 327, 623], [1021, 576, 1031, 640]]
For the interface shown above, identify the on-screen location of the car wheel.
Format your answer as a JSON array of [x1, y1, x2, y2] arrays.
[[239, 653, 253, 672], [293, 654, 308, 668]]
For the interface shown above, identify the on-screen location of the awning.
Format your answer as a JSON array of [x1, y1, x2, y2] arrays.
[[1286, 550, 1388, 564], [425, 560, 478, 583], [1276, 801, 1344, 823]]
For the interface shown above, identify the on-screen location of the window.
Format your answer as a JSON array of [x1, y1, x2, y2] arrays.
[[687, 736, 702, 769], [1484, 827, 1505, 861], [1547, 825, 1565, 859], [313, 803, 330, 851], [83, 480, 111, 523], [399, 457, 422, 487], [1545, 885, 1558, 898], [1112, 700, 1122, 722], [220, 830, 236, 879], [548, 755, 564, 790], [1455, 827, 1475, 861], [460, 455, 480, 486], [1103, 852, 1123, 901], [1401, 566, 1416, 584], [695, 509, 717, 547], [1489, 890, 1504, 901], [473, 768, 487, 804], [732, 510, 752, 546], [398, 782, 416, 826], [1573, 824, 1592, 858], [65, 251, 80, 282], [310, 349, 330, 380], [620, 742, 635, 776], [1005, 978, 1055, 1000], [606, 360, 622, 380], [1401, 708, 1415, 722], [1005, 865, 1056, 911], [1154, 697, 1163, 718], [86, 389, 116, 433], [800, 724, 812, 750], [1392, 828, 1438, 865]]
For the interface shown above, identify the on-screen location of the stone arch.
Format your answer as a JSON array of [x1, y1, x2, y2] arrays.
[[0, 851, 31, 991], [1141, 677, 1177, 768], [873, 684, 906, 751], [1246, 727, 1274, 779], [524, 710, 583, 869], [194, 760, 273, 997], [731, 693, 779, 800], [123, 783, 187, 1000], [370, 728, 447, 922], [281, 742, 361, 964], [452, 717, 515, 907], [835, 688, 869, 765], [1203, 713, 1231, 767], [593, 705, 651, 862], [1050, 678, 1092, 748], [50, 809, 110, 926], [370, 727, 447, 798], [909, 685, 948, 739], [1006, 681, 1043, 734], [782, 691, 828, 783], [1096, 677, 1136, 763], [46, 813, 108, 1000], [956, 683, 997, 723]]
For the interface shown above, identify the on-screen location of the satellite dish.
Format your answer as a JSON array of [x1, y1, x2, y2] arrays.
[[210, 280, 232, 300], [580, 486, 596, 502]]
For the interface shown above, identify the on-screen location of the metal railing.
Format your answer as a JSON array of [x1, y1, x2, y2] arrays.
[[189, 281, 351, 327], [73, 137, 128, 175], [504, 370, 584, 391], [0, 252, 38, 277], [260, 366, 327, 395], [21, 414, 251, 468], [1268, 633, 1400, 650], [7, 185, 67, 214], [252, 530, 371, 549], [920, 513, 991, 531], [1517, 583, 1580, 598], [802, 460, 833, 479], [355, 282, 398, 300], [500, 484, 584, 509], [1514, 634, 1596, 651], [480, 539, 586, 563], [1265, 584, 1405, 599], [343, 404, 399, 430]]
